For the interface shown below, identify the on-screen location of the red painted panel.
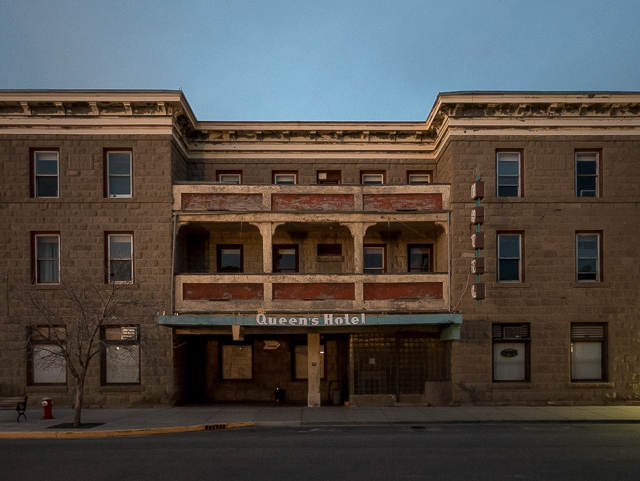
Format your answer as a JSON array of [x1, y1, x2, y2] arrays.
[[273, 283, 355, 300], [363, 282, 443, 300], [182, 193, 262, 211], [272, 194, 354, 211], [183, 283, 264, 300], [363, 194, 442, 212]]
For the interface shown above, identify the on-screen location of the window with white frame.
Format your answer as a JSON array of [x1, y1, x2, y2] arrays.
[[364, 245, 385, 273], [33, 150, 59, 198], [496, 151, 522, 197], [361, 171, 385, 185], [576, 232, 601, 282], [34, 234, 60, 284], [28, 326, 66, 385], [108, 234, 133, 283], [575, 151, 600, 197], [407, 171, 432, 185], [497, 233, 522, 282], [492, 324, 530, 382], [273, 171, 297, 185], [101, 326, 140, 385], [217, 170, 242, 184], [571, 323, 606, 381], [106, 150, 132, 197]]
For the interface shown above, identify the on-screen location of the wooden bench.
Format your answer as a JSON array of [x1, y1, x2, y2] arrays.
[[0, 396, 28, 422]]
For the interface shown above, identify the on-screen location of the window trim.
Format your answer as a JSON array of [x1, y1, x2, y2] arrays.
[[497, 231, 524, 283], [575, 149, 602, 198], [492, 323, 531, 383], [32, 232, 60, 285], [496, 149, 524, 198], [30, 148, 60, 198], [27, 326, 67, 386], [571, 323, 607, 382], [363, 244, 386, 273], [217, 244, 244, 273], [407, 170, 433, 184], [360, 170, 386, 185], [316, 170, 342, 185], [216, 170, 243, 184], [272, 171, 298, 185], [272, 244, 299, 273], [104, 149, 133, 198], [100, 325, 141, 386], [105, 232, 134, 284], [408, 244, 434, 273], [576, 231, 603, 283]]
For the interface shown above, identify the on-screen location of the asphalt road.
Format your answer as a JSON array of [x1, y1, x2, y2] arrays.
[[2, 424, 640, 480]]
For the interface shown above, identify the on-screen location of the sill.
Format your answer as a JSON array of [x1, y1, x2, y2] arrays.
[[491, 282, 531, 288], [32, 284, 61, 290], [491, 383, 531, 389], [27, 385, 68, 393], [317, 256, 344, 262], [567, 382, 614, 389], [572, 282, 610, 288], [99, 385, 144, 392]]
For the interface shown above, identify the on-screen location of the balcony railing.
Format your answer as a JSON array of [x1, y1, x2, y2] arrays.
[[174, 273, 449, 313]]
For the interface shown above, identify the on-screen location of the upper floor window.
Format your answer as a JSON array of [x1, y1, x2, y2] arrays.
[[31, 149, 59, 198], [364, 244, 385, 273], [273, 171, 298, 185], [217, 170, 242, 184], [497, 232, 523, 282], [408, 244, 433, 273], [496, 150, 523, 198], [407, 171, 432, 185], [105, 150, 132, 198], [576, 232, 601, 282], [317, 170, 341, 185], [273, 244, 298, 273], [33, 233, 60, 284], [575, 150, 601, 197], [217, 245, 243, 273], [361, 171, 385, 185], [107, 233, 133, 283]]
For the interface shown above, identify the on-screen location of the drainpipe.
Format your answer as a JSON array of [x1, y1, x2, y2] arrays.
[[447, 210, 452, 312], [170, 213, 178, 315]]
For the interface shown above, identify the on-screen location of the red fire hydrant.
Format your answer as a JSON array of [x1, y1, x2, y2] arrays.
[[41, 397, 54, 420]]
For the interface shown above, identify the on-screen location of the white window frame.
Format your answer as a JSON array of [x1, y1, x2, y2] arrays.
[[107, 151, 132, 198], [274, 173, 297, 185], [108, 234, 134, 284], [408, 173, 431, 185], [576, 233, 601, 282], [219, 174, 241, 184], [362, 173, 384, 185], [496, 151, 522, 198], [34, 151, 59, 198], [497, 233, 522, 282], [575, 151, 599, 197], [35, 234, 60, 284]]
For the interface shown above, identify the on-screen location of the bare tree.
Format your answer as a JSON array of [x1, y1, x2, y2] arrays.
[[16, 274, 154, 427]]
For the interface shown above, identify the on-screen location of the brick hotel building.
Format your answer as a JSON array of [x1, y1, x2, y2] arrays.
[[1, 90, 639, 408]]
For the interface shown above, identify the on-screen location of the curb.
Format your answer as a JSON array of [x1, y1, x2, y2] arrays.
[[0, 422, 255, 440]]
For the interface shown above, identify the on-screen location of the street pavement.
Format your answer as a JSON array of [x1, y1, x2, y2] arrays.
[[2, 404, 640, 438]]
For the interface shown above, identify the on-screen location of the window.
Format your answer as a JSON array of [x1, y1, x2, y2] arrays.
[[317, 170, 341, 185], [571, 323, 606, 381], [101, 326, 140, 385], [217, 245, 243, 273], [496, 150, 523, 197], [107, 233, 133, 283], [28, 326, 66, 385], [317, 244, 342, 257], [575, 150, 601, 197], [361, 171, 385, 185], [273, 245, 298, 273], [492, 324, 530, 382], [33, 233, 60, 284], [364, 244, 385, 273], [273, 171, 298, 185], [221, 344, 253, 380], [407, 171, 432, 184], [105, 150, 132, 198], [576, 232, 601, 282], [31, 149, 59, 198], [408, 244, 433, 273], [216, 170, 242, 184], [497, 232, 523, 282], [293, 343, 326, 380]]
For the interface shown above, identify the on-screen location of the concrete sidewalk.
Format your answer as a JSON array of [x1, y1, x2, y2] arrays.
[[2, 405, 640, 438]]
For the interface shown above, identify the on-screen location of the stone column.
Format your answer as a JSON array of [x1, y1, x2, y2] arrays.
[[307, 333, 321, 407]]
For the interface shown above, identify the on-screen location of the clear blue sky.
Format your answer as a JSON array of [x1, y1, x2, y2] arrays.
[[1, 0, 639, 121]]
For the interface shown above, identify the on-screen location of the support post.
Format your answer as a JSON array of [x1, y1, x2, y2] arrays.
[[307, 333, 321, 407]]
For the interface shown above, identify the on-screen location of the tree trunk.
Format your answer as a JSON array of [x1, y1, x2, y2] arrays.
[[73, 378, 85, 427]]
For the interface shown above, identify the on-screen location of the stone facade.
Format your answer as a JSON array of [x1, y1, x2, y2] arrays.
[[1, 91, 639, 408]]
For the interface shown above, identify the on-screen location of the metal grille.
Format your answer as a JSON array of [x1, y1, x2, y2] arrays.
[[349, 334, 450, 396]]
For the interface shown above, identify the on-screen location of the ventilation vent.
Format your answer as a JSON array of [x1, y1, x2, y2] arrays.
[[571, 324, 604, 339], [204, 424, 228, 431], [493, 324, 530, 339]]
